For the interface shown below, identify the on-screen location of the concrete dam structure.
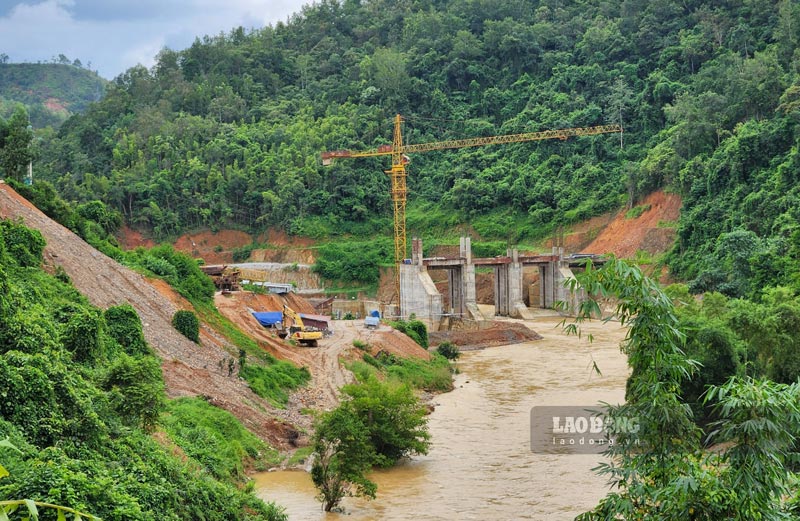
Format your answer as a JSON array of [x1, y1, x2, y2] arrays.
[[399, 237, 596, 330]]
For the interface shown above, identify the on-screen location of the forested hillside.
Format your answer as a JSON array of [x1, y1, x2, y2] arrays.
[[17, 0, 800, 297], [0, 63, 106, 128]]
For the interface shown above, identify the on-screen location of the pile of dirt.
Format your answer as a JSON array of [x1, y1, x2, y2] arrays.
[[0, 182, 301, 449], [366, 329, 431, 361], [429, 321, 543, 351]]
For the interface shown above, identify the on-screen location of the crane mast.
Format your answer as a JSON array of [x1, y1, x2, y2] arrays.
[[321, 114, 622, 305]]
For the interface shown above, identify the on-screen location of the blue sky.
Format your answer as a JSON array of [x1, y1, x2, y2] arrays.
[[0, 0, 311, 79]]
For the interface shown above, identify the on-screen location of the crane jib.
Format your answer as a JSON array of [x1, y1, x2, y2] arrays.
[[321, 124, 622, 162]]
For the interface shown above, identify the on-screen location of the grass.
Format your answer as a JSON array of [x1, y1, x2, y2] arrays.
[[161, 397, 283, 482], [192, 300, 310, 406], [349, 352, 454, 392], [285, 446, 314, 467], [625, 204, 652, 219]]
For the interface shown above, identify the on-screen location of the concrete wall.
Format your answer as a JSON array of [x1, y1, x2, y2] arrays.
[[399, 262, 443, 330]]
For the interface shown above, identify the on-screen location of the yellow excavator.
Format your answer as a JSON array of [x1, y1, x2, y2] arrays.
[[278, 305, 323, 347]]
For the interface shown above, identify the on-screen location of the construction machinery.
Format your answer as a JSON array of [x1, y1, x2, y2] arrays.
[[321, 114, 622, 303], [200, 265, 240, 292], [278, 304, 323, 347]]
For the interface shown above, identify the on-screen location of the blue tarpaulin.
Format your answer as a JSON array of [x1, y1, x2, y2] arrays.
[[252, 311, 283, 327], [369, 310, 380, 317]]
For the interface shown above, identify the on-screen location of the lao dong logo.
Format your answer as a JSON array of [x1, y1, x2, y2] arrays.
[[530, 406, 640, 454]]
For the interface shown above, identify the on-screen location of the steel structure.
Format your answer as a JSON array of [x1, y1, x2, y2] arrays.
[[322, 114, 622, 300]]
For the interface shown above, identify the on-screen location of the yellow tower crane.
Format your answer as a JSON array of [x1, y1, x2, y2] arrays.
[[321, 114, 622, 301]]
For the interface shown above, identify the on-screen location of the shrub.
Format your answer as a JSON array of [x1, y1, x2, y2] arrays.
[[102, 353, 165, 432], [0, 218, 45, 268], [61, 307, 104, 364], [104, 303, 149, 355], [231, 243, 254, 263], [172, 310, 200, 343], [142, 255, 178, 277], [435, 341, 460, 360], [387, 318, 428, 348]]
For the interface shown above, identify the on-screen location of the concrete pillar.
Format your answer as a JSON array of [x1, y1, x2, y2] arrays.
[[460, 236, 476, 311], [494, 264, 507, 316], [508, 249, 524, 311], [412, 237, 424, 266], [400, 237, 442, 330], [448, 268, 463, 315]]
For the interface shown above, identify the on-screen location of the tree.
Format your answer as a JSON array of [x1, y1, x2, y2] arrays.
[[0, 107, 34, 183], [341, 376, 430, 467], [704, 378, 800, 518], [311, 404, 377, 512], [569, 259, 800, 519], [605, 77, 633, 149], [311, 376, 431, 511]]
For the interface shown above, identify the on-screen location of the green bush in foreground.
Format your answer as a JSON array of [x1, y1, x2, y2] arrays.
[[161, 397, 281, 482]]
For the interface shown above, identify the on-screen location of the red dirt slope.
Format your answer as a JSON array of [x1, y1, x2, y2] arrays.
[[584, 191, 681, 258]]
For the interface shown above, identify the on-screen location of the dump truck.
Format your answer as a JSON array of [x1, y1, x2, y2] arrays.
[[278, 304, 323, 347]]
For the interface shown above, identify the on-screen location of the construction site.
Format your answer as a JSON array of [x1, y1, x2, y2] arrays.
[[0, 114, 680, 453]]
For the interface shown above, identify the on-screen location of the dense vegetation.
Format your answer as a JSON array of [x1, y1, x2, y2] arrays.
[[0, 63, 106, 128], [568, 260, 800, 519], [5, 179, 310, 406], [0, 218, 285, 520], [0, 0, 789, 297]]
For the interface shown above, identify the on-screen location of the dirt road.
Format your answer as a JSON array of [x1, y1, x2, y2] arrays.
[[215, 291, 429, 419]]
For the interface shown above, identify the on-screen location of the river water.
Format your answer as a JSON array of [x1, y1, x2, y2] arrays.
[[255, 315, 629, 520]]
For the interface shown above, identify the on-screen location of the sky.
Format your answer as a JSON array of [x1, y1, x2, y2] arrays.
[[0, 0, 312, 79]]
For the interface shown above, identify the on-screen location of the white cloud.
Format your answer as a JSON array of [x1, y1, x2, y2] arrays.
[[0, 0, 311, 79]]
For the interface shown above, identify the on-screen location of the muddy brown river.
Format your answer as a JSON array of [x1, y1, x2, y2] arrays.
[[255, 316, 629, 520]]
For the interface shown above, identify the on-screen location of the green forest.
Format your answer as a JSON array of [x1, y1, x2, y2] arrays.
[[2, 0, 795, 299]]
